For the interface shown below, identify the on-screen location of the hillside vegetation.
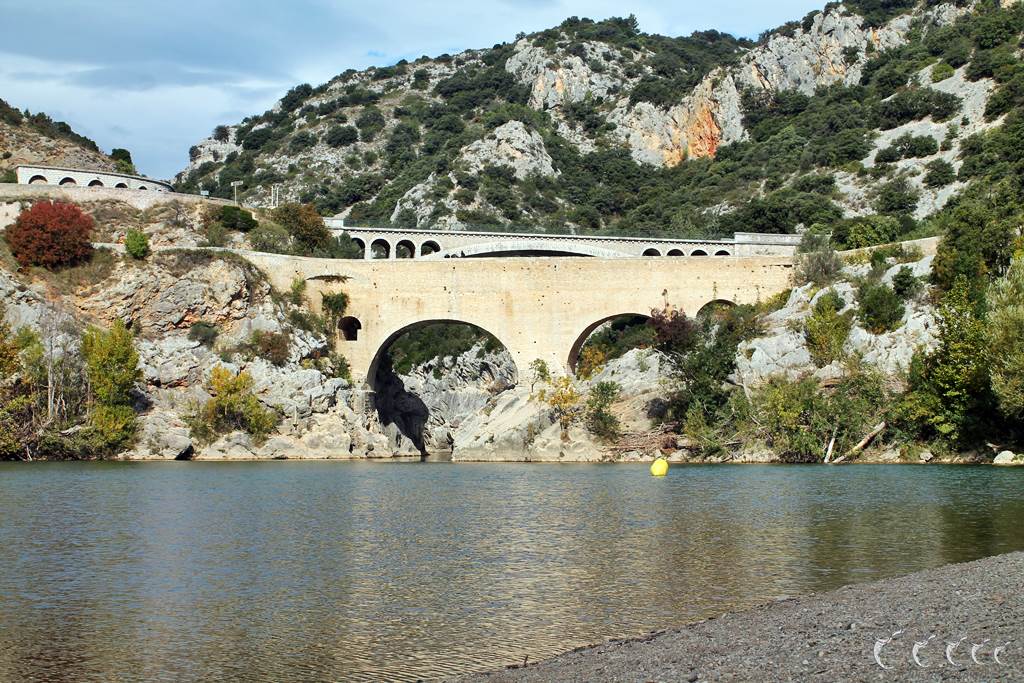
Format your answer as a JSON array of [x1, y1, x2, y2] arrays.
[[0, 98, 128, 179], [179, 0, 1022, 250]]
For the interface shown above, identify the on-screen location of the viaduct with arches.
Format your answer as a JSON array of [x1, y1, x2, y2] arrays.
[[326, 222, 802, 260], [15, 165, 173, 192], [242, 251, 795, 387]]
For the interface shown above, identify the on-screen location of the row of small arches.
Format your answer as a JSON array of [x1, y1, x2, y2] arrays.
[[349, 238, 732, 259], [642, 248, 731, 257], [352, 238, 441, 259], [28, 175, 151, 190]]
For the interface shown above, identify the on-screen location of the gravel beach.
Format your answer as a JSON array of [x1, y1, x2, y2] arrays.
[[463, 552, 1024, 682]]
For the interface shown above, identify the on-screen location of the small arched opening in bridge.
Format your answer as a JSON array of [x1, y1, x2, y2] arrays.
[[368, 320, 518, 460], [642, 248, 661, 257], [370, 239, 390, 259], [28, 175, 47, 184], [114, 182, 129, 188], [420, 240, 440, 256], [715, 250, 731, 256], [339, 316, 362, 341], [88, 179, 104, 187], [137, 185, 148, 190], [396, 240, 415, 259], [667, 249, 684, 256], [568, 313, 655, 376], [351, 238, 366, 259], [690, 249, 708, 256], [59, 177, 77, 186]]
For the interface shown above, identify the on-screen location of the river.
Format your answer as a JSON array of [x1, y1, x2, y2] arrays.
[[1, 462, 1021, 682]]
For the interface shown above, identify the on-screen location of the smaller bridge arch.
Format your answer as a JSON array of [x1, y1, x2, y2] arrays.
[[370, 239, 390, 259], [28, 175, 47, 184], [420, 240, 440, 256], [567, 312, 652, 373], [396, 240, 415, 259], [59, 177, 77, 186], [643, 248, 661, 256], [690, 249, 708, 256], [88, 179, 104, 187]]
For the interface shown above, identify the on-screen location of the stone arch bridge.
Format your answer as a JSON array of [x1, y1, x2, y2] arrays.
[[243, 252, 794, 388], [326, 223, 802, 260]]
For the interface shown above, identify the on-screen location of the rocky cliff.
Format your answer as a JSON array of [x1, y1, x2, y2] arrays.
[[174, 1, 1010, 241]]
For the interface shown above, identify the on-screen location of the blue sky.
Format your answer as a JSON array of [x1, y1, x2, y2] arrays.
[[0, 0, 824, 179]]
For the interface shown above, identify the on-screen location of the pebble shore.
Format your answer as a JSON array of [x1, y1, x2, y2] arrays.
[[464, 552, 1024, 682]]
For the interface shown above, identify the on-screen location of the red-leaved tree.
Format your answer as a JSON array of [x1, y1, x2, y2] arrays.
[[5, 201, 94, 268]]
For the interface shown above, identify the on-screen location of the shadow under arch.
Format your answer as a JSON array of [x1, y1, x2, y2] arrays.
[[567, 311, 652, 373], [368, 318, 519, 460]]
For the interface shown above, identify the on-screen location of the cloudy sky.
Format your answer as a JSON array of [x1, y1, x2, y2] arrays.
[[0, 0, 824, 179]]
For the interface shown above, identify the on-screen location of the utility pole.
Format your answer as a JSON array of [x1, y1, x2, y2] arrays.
[[231, 180, 243, 205]]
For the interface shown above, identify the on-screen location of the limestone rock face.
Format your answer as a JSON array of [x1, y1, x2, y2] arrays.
[[505, 39, 635, 110], [458, 121, 558, 180], [735, 256, 940, 389]]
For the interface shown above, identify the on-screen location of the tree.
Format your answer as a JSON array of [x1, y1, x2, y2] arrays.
[[904, 277, 992, 446], [988, 258, 1024, 421], [110, 148, 136, 175], [5, 201, 94, 268], [273, 202, 330, 252], [81, 320, 140, 449], [931, 183, 1020, 296]]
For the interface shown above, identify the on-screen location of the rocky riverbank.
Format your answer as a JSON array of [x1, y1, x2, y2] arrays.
[[462, 551, 1024, 682]]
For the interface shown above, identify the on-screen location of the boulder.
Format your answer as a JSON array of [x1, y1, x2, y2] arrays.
[[993, 451, 1022, 465]]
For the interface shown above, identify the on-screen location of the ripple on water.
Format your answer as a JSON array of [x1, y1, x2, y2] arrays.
[[1, 462, 1022, 682]]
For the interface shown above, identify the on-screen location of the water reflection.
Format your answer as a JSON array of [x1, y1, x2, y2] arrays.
[[0, 462, 1022, 682]]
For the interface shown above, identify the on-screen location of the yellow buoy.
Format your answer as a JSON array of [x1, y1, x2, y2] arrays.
[[650, 457, 669, 477]]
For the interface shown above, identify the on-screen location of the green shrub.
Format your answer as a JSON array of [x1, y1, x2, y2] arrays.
[[931, 62, 955, 83], [81, 320, 140, 450], [125, 229, 150, 259], [874, 177, 919, 215], [219, 205, 257, 231], [923, 159, 955, 187], [321, 291, 349, 328], [187, 366, 279, 444], [858, 282, 905, 333], [248, 331, 290, 366], [891, 265, 922, 299], [248, 222, 291, 253], [585, 381, 621, 441], [1, 169, 15, 183], [804, 290, 852, 367], [325, 125, 359, 147], [795, 233, 842, 286], [188, 321, 219, 346]]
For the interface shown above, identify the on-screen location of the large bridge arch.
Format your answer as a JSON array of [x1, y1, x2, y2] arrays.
[[365, 318, 518, 390]]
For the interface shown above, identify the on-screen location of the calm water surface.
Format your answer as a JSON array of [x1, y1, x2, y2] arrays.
[[1, 462, 1022, 682]]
